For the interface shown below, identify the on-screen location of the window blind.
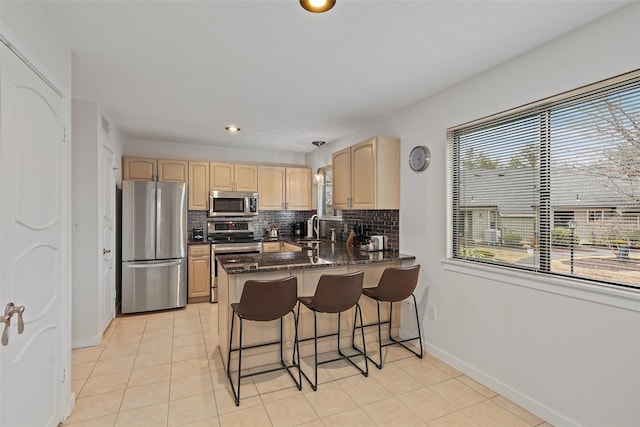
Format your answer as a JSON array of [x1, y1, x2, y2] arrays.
[[448, 71, 640, 290]]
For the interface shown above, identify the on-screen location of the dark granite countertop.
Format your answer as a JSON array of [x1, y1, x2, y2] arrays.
[[188, 240, 210, 246], [217, 241, 415, 274]]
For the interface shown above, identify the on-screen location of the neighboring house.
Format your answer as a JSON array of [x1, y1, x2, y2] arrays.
[[459, 167, 640, 245]]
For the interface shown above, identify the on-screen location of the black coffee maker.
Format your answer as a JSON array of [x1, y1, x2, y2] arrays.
[[291, 222, 305, 238], [192, 227, 205, 241]]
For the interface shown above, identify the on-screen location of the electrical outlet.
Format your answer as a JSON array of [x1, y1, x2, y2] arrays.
[[428, 306, 437, 321], [343, 223, 348, 233]]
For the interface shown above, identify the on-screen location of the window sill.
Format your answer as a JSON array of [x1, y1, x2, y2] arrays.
[[441, 258, 640, 312]]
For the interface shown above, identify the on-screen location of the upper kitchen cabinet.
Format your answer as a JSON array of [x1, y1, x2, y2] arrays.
[[189, 161, 210, 210], [332, 137, 400, 210], [158, 159, 188, 182], [123, 157, 187, 182], [122, 157, 157, 181], [210, 162, 258, 192], [258, 166, 311, 210], [286, 167, 312, 210]]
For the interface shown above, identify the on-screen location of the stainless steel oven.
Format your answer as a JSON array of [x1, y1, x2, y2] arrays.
[[208, 220, 262, 302], [208, 191, 258, 217]]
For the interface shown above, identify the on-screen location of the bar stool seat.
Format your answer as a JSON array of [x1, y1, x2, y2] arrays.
[[227, 276, 301, 406], [354, 265, 423, 369], [296, 270, 368, 391]]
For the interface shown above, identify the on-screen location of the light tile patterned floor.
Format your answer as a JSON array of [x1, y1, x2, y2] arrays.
[[65, 303, 552, 427]]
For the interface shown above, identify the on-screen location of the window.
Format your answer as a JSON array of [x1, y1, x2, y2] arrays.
[[448, 71, 640, 290], [317, 166, 342, 219], [588, 210, 604, 223]]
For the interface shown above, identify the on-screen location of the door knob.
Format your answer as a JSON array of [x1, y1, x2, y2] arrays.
[[9, 304, 25, 334], [1, 302, 26, 346], [1, 314, 9, 346]]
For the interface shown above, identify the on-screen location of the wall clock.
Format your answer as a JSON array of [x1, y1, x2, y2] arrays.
[[409, 145, 430, 172]]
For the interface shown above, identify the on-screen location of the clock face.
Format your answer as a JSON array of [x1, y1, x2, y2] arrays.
[[409, 146, 430, 172]]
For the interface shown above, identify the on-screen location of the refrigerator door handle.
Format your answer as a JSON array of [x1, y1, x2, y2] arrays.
[[125, 260, 183, 269]]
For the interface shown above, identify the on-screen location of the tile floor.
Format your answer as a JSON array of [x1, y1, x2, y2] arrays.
[[66, 303, 552, 427]]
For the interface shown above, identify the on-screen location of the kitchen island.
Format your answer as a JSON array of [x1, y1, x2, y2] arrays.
[[217, 241, 416, 371]]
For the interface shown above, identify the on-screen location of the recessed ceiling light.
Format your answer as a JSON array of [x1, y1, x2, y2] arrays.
[[225, 126, 241, 133], [300, 0, 336, 13]]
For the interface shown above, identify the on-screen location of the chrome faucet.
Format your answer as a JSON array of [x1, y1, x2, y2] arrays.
[[307, 214, 319, 239]]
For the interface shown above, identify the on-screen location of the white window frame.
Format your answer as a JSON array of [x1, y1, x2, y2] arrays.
[[447, 70, 640, 291]]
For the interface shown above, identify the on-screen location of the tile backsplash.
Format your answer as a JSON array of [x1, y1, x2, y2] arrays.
[[187, 209, 399, 249], [320, 210, 399, 250], [187, 210, 314, 240]]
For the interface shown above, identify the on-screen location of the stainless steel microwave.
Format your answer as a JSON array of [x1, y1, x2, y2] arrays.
[[208, 191, 258, 217]]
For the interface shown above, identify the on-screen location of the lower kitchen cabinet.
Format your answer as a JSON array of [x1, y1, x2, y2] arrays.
[[188, 245, 211, 303], [262, 241, 303, 252]]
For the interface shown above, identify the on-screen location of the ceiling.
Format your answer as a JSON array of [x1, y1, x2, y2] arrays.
[[40, 0, 629, 153]]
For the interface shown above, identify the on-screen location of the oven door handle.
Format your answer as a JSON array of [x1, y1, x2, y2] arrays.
[[212, 245, 261, 253]]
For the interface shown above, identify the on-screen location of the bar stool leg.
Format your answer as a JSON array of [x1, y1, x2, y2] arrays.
[[226, 311, 242, 407], [387, 295, 424, 359], [292, 309, 302, 390], [236, 318, 243, 406], [376, 300, 384, 369], [357, 304, 369, 376]]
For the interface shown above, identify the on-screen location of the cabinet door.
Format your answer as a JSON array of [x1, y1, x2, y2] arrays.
[[286, 167, 311, 210], [188, 161, 209, 210], [210, 162, 234, 191], [158, 159, 188, 182], [188, 255, 211, 300], [258, 166, 285, 210], [351, 138, 376, 209], [262, 242, 281, 253], [331, 147, 351, 209], [123, 157, 157, 181], [235, 164, 258, 192], [282, 242, 303, 252]]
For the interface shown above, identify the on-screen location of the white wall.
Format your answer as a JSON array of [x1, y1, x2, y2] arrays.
[[125, 138, 306, 165], [71, 101, 124, 348], [319, 4, 640, 427], [0, 1, 71, 94]]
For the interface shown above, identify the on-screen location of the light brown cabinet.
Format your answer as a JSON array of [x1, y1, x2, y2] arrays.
[[285, 167, 312, 210], [189, 161, 210, 211], [123, 157, 188, 182], [258, 166, 285, 210], [122, 157, 157, 181], [262, 241, 303, 253], [332, 137, 400, 210], [262, 242, 281, 253], [210, 162, 258, 192], [258, 166, 311, 210], [158, 159, 188, 182], [188, 245, 210, 303]]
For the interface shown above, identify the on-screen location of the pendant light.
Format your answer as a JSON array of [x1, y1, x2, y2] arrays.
[[312, 140, 326, 185], [300, 0, 336, 13]]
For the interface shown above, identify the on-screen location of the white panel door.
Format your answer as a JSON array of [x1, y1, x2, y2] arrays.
[[0, 43, 67, 426], [100, 141, 116, 332]]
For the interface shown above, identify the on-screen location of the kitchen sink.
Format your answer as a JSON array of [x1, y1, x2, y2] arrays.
[[293, 239, 322, 244]]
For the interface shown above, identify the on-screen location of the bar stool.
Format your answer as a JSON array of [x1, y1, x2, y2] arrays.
[[296, 270, 368, 391], [354, 265, 422, 369], [227, 276, 301, 406]]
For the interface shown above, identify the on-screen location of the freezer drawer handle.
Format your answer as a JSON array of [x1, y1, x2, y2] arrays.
[[126, 260, 183, 268]]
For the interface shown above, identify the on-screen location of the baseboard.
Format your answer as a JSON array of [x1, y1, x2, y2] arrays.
[[423, 341, 578, 427], [72, 335, 102, 349], [63, 392, 76, 423]]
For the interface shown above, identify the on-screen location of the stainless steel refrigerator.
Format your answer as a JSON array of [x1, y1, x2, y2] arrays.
[[121, 180, 187, 313]]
